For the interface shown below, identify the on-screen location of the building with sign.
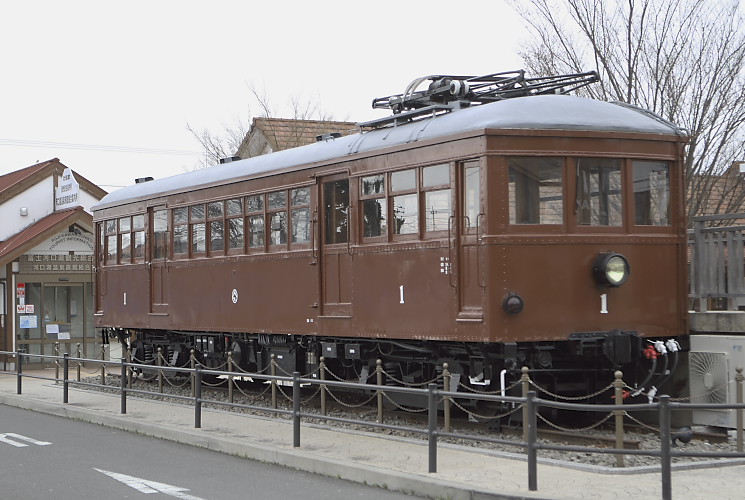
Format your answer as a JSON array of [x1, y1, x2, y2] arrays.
[[0, 159, 107, 365]]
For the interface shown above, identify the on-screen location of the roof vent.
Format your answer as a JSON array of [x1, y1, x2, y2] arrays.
[[135, 177, 154, 184], [219, 156, 242, 164], [316, 133, 342, 142]]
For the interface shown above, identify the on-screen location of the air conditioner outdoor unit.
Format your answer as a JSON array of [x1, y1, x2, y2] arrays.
[[689, 335, 745, 428]]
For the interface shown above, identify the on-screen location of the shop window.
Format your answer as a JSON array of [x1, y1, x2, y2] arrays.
[[576, 158, 622, 226], [509, 157, 564, 225], [633, 161, 670, 226]]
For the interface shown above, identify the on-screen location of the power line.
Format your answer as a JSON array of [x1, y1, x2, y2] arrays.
[[0, 138, 203, 156]]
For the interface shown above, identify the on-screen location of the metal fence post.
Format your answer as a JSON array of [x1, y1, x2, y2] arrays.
[[271, 354, 277, 410], [320, 357, 327, 416], [614, 370, 625, 467], [443, 363, 451, 434], [76, 343, 82, 382], [16, 350, 23, 395], [120, 358, 127, 414], [157, 347, 163, 394], [527, 390, 538, 492], [194, 366, 202, 429], [63, 353, 70, 404], [659, 395, 672, 500], [428, 383, 438, 473], [126, 347, 132, 389], [54, 342, 60, 382], [293, 371, 301, 448], [521, 366, 530, 443], [100, 344, 106, 386], [190, 349, 196, 398], [737, 366, 743, 453], [227, 351, 234, 404], [376, 359, 383, 423]]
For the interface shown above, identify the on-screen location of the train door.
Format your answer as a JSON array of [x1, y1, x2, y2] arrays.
[[455, 160, 484, 321], [149, 207, 169, 314], [318, 175, 352, 317]]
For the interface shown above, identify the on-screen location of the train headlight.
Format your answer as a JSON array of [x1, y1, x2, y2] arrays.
[[592, 253, 630, 287]]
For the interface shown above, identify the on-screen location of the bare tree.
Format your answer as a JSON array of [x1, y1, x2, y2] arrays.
[[188, 83, 342, 168], [509, 0, 745, 222]]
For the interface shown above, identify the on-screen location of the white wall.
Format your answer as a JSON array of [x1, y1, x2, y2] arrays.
[[0, 177, 55, 240]]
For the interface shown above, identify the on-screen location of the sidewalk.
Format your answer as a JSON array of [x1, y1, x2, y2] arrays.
[[1, 370, 744, 500]]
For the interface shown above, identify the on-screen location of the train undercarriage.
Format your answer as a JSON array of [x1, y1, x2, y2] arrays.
[[107, 328, 686, 409]]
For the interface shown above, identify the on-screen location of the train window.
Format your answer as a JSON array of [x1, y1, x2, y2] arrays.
[[269, 212, 287, 245], [268, 191, 287, 210], [248, 215, 265, 248], [424, 190, 451, 232], [633, 161, 670, 226], [267, 190, 288, 247], [106, 234, 116, 265], [509, 157, 564, 225], [192, 222, 206, 253], [173, 208, 188, 256], [246, 194, 264, 212], [391, 169, 416, 192], [576, 158, 622, 226], [226, 198, 242, 216], [119, 217, 131, 264], [361, 175, 384, 196], [393, 193, 419, 234], [228, 218, 244, 249], [226, 198, 244, 251], [105, 220, 116, 236], [422, 164, 451, 232], [210, 221, 224, 253], [190, 204, 205, 222], [422, 164, 449, 188], [360, 175, 387, 239], [464, 161, 481, 230], [324, 180, 349, 244], [291, 187, 310, 244], [133, 215, 145, 262], [207, 201, 224, 255], [152, 209, 168, 260], [189, 204, 206, 255]]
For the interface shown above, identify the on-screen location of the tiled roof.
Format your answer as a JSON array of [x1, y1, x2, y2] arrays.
[[236, 118, 361, 159], [253, 118, 360, 151], [0, 206, 92, 266], [0, 158, 107, 203]]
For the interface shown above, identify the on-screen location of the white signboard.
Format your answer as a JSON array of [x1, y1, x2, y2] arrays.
[[19, 316, 37, 329], [55, 168, 80, 210]]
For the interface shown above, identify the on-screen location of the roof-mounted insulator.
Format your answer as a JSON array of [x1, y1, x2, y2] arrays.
[[219, 156, 242, 164], [316, 133, 342, 142]]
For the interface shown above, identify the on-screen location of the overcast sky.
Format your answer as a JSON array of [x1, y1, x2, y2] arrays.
[[0, 1, 527, 192]]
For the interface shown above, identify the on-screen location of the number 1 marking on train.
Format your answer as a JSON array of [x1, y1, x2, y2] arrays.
[[600, 293, 608, 314], [400, 285, 405, 304]]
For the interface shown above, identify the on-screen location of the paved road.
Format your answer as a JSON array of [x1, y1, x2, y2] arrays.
[[0, 404, 424, 500]]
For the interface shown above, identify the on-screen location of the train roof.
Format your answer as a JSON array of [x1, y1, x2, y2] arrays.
[[93, 95, 687, 211]]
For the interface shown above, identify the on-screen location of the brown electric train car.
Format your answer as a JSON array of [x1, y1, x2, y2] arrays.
[[93, 72, 689, 399]]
